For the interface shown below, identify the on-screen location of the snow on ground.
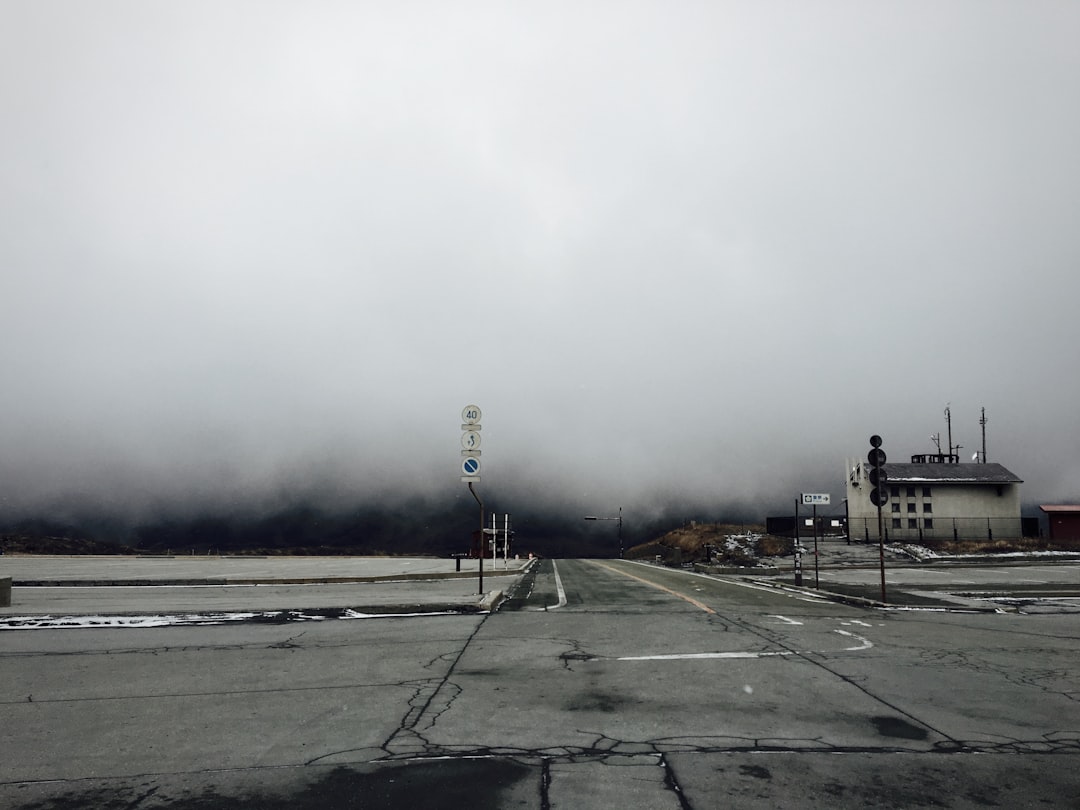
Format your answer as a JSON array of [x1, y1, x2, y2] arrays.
[[888, 544, 1080, 563], [0, 608, 459, 630]]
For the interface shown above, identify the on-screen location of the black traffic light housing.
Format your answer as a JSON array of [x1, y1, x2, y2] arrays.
[[868, 435, 889, 507]]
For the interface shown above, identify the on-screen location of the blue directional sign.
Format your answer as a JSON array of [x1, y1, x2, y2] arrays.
[[462, 457, 480, 476]]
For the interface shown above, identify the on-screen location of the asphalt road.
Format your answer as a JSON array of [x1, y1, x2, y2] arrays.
[[2, 558, 1079, 808]]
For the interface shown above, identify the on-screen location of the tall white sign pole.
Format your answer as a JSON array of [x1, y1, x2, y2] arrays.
[[461, 405, 483, 594]]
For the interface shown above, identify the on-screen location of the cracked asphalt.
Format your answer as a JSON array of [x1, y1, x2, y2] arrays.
[[2, 557, 1079, 808]]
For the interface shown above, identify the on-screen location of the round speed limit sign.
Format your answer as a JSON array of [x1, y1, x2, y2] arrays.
[[462, 405, 481, 425]]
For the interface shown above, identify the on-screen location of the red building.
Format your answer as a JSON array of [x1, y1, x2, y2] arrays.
[[1040, 505, 1080, 544]]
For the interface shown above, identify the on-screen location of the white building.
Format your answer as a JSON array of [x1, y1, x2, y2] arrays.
[[846, 453, 1023, 542]]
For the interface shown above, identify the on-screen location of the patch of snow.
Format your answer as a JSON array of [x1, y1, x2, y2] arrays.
[[0, 608, 461, 630], [0, 612, 261, 630], [887, 544, 1080, 563]]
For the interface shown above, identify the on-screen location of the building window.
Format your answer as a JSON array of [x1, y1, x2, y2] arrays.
[[892, 503, 900, 513], [892, 518, 901, 529], [908, 518, 918, 529], [924, 518, 934, 529], [906, 486, 916, 498], [923, 486, 932, 498], [907, 503, 916, 513], [890, 486, 900, 497], [923, 503, 932, 513]]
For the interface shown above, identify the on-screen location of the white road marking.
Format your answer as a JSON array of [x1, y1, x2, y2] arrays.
[[540, 560, 568, 611], [769, 615, 803, 625], [616, 627, 874, 660], [618, 650, 794, 661], [834, 629, 874, 651]]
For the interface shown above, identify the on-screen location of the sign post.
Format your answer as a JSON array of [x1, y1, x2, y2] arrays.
[[794, 498, 802, 586], [504, 513, 511, 567], [801, 494, 830, 590], [460, 405, 484, 594]]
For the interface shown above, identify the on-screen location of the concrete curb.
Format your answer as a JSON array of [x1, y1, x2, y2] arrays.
[[13, 570, 526, 587], [478, 590, 504, 612]]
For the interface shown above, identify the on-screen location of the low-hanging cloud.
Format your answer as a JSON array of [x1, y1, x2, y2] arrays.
[[2, 2, 1078, 535]]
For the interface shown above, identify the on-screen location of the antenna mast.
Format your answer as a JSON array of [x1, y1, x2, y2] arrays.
[[945, 404, 954, 463], [980, 407, 988, 463]]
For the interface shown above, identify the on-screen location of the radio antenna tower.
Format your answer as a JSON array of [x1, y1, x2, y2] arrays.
[[979, 407, 988, 463], [944, 404, 954, 462]]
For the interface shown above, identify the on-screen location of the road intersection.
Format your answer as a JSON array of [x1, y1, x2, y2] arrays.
[[1, 553, 1078, 808]]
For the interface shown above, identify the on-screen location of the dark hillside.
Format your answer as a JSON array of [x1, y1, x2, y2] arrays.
[[626, 522, 792, 566]]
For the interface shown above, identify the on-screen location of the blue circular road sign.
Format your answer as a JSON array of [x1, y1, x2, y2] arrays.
[[462, 457, 480, 475]]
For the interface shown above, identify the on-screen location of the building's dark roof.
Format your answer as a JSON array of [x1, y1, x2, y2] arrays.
[[882, 462, 1022, 484]]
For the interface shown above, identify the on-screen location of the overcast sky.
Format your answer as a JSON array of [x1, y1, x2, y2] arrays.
[[2, 2, 1078, 525]]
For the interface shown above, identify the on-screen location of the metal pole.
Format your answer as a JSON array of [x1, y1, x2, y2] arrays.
[[980, 407, 988, 463], [618, 507, 623, 559], [504, 513, 509, 568], [813, 504, 819, 589], [584, 512, 623, 559], [877, 499, 886, 603], [794, 498, 802, 586], [946, 404, 953, 460], [468, 482, 483, 595]]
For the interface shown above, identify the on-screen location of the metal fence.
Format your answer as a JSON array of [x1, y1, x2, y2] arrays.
[[847, 516, 1039, 544]]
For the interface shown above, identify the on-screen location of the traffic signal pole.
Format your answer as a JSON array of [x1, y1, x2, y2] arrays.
[[877, 494, 885, 604], [869, 435, 888, 604]]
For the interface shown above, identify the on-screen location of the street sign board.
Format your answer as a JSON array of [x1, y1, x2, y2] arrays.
[[460, 405, 482, 483], [461, 430, 481, 451], [801, 493, 831, 505]]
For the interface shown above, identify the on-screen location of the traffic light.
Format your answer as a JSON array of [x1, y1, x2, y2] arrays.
[[868, 435, 889, 507]]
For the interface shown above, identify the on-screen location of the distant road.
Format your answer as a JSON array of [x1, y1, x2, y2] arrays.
[[2, 558, 1078, 808]]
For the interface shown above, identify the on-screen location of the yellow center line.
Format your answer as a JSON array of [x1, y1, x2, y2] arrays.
[[589, 561, 716, 614]]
